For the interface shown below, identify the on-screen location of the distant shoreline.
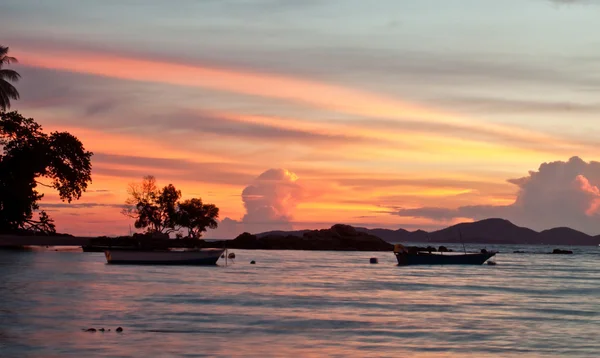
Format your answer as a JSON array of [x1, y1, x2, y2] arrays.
[[2, 218, 600, 249]]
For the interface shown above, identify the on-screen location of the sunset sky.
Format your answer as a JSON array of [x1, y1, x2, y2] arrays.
[[2, 0, 600, 237]]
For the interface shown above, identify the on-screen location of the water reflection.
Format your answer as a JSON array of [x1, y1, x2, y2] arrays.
[[0, 247, 598, 357]]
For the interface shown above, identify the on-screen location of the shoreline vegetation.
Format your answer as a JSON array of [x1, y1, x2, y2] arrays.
[[1, 219, 599, 251]]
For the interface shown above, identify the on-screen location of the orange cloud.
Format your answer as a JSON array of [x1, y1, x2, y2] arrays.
[[15, 47, 600, 235], [15, 45, 585, 154], [194, 111, 576, 164], [38, 122, 230, 162], [574, 175, 600, 216]]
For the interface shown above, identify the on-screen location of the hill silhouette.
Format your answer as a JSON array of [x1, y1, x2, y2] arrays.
[[257, 218, 600, 246], [222, 224, 393, 251]]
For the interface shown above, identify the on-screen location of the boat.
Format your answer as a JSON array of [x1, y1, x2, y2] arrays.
[[394, 244, 495, 266], [104, 248, 225, 265]]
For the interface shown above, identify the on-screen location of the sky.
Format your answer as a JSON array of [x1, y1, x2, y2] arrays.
[[2, 0, 600, 237]]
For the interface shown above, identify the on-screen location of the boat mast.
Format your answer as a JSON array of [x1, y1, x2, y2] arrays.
[[459, 229, 466, 254]]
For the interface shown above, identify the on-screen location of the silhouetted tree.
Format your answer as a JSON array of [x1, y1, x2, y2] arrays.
[[177, 198, 219, 239], [0, 111, 93, 233], [122, 176, 181, 234], [0, 46, 20, 111], [122, 176, 219, 237]]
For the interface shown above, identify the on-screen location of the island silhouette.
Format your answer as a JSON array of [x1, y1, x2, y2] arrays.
[[2, 218, 598, 251]]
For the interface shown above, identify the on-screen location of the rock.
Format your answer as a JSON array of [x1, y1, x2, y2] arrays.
[[330, 224, 358, 237], [224, 225, 394, 251], [228, 252, 236, 259], [84, 328, 97, 332], [551, 249, 573, 254], [481, 249, 488, 254], [250, 260, 256, 264], [513, 250, 526, 253], [438, 246, 449, 252], [487, 261, 497, 265], [369, 257, 378, 264], [99, 328, 105, 332], [116, 327, 123, 332]]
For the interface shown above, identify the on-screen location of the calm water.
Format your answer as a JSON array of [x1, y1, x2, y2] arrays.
[[0, 245, 599, 357]]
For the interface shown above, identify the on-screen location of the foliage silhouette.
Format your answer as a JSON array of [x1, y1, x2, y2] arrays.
[[0, 45, 20, 111], [178, 198, 219, 239], [0, 111, 93, 234], [122, 176, 219, 238]]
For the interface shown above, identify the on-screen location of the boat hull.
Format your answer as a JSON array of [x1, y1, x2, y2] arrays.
[[395, 252, 495, 266], [105, 249, 225, 265]]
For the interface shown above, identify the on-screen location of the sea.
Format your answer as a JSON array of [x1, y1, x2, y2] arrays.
[[0, 244, 598, 357]]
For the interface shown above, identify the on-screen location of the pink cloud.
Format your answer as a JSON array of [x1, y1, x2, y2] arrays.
[[209, 168, 304, 238], [573, 175, 600, 216], [394, 157, 600, 234]]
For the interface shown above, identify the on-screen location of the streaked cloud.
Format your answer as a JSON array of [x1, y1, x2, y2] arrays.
[[3, 0, 600, 235], [13, 45, 588, 152]]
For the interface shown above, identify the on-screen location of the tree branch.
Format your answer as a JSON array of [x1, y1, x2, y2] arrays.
[[35, 180, 54, 188]]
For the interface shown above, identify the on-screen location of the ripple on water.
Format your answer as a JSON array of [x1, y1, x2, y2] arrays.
[[0, 247, 599, 357]]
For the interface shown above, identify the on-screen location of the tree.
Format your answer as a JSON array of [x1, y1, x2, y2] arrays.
[[177, 198, 219, 239], [122, 176, 181, 234], [0, 111, 93, 233], [123, 176, 219, 237], [0, 45, 20, 111]]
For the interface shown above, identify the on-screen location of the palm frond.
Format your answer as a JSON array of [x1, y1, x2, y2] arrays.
[[0, 91, 11, 111], [0, 79, 20, 111], [0, 69, 20, 82], [0, 46, 20, 111], [0, 45, 17, 65], [0, 56, 18, 65]]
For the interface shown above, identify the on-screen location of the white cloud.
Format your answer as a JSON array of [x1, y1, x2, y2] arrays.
[[395, 157, 600, 234], [208, 168, 303, 239]]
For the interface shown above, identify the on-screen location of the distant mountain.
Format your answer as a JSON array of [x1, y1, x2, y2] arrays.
[[428, 218, 537, 245], [538, 227, 594, 246], [355, 227, 410, 242], [254, 218, 600, 246]]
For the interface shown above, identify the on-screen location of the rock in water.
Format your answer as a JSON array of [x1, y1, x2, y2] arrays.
[[250, 260, 256, 264], [116, 327, 123, 332], [551, 249, 573, 255], [369, 257, 378, 264], [84, 328, 97, 332]]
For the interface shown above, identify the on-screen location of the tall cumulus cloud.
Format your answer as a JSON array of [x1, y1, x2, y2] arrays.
[[395, 157, 600, 234], [210, 168, 303, 238]]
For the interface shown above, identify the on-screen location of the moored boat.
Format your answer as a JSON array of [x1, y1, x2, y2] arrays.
[[394, 244, 495, 266], [104, 248, 225, 265]]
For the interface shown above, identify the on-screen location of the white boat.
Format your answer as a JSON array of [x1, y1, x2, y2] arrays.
[[104, 248, 225, 265]]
